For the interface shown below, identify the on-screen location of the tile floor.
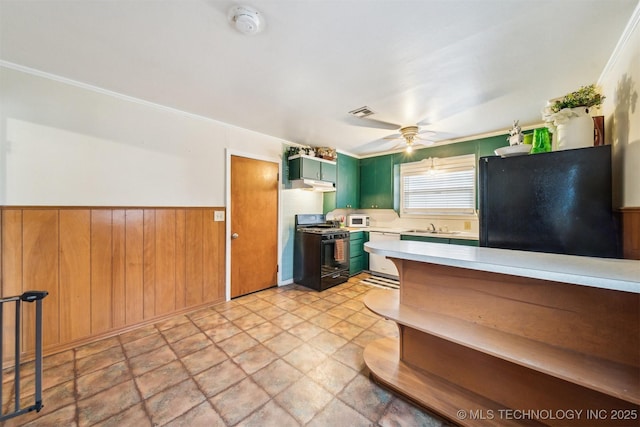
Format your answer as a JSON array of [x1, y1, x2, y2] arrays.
[[2, 275, 452, 426]]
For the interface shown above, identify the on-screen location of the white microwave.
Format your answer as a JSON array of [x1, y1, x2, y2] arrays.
[[347, 214, 369, 227]]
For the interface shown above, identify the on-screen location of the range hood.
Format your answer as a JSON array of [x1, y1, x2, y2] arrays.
[[290, 179, 336, 192]]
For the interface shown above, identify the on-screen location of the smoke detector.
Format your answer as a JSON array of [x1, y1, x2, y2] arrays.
[[228, 5, 264, 35]]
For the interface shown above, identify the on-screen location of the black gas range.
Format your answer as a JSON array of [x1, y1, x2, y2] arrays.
[[293, 214, 350, 291]]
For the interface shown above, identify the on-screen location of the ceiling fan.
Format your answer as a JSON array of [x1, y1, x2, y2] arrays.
[[383, 125, 436, 152], [347, 106, 436, 152]]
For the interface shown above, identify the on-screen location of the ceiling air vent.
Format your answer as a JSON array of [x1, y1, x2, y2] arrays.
[[348, 106, 375, 118]]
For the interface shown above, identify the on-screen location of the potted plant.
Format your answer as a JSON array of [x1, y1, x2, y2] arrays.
[[542, 84, 605, 150]]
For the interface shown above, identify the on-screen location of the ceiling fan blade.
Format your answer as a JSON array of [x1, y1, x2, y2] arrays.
[[414, 139, 435, 147], [383, 133, 401, 140], [357, 137, 399, 152], [416, 132, 437, 141], [345, 116, 400, 130]]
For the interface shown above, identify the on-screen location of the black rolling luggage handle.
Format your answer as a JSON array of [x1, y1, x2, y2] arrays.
[[0, 290, 48, 422]]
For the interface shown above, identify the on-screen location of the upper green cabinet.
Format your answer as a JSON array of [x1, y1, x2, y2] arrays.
[[321, 161, 337, 182], [336, 153, 360, 209], [360, 155, 393, 209], [288, 155, 336, 182], [323, 153, 359, 212]]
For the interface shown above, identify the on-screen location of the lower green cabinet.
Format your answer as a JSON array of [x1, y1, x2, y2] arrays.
[[449, 238, 479, 246], [350, 255, 364, 276], [363, 231, 369, 271], [400, 234, 479, 246], [350, 231, 365, 276], [401, 235, 449, 244]]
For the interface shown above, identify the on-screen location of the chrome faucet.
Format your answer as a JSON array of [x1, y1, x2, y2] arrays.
[[429, 223, 436, 232]]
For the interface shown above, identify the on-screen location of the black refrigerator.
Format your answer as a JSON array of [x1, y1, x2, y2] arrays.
[[479, 145, 621, 258]]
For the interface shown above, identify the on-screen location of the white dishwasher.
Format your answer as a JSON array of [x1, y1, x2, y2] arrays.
[[368, 232, 400, 278]]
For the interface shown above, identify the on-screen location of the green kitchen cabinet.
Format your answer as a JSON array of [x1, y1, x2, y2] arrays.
[[288, 155, 336, 182], [349, 231, 365, 276], [360, 155, 393, 209], [400, 235, 449, 244], [449, 238, 479, 246], [321, 161, 337, 182], [322, 192, 335, 214], [336, 153, 360, 209], [363, 231, 369, 271], [401, 234, 479, 246], [324, 153, 360, 212]]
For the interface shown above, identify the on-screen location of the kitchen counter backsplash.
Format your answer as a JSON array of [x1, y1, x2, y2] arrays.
[[327, 208, 479, 239]]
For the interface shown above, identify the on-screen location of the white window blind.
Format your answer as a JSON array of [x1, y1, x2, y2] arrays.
[[400, 154, 476, 216]]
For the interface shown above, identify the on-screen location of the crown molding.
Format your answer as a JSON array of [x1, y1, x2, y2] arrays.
[[0, 60, 216, 124], [0, 60, 293, 144], [598, 1, 640, 84]]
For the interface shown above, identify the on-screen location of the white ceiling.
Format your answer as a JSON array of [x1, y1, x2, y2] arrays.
[[1, 0, 637, 156]]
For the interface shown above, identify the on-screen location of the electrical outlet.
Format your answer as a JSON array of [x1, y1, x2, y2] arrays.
[[214, 211, 225, 221], [464, 221, 471, 230]]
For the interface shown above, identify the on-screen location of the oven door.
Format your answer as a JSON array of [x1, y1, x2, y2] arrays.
[[320, 236, 350, 289]]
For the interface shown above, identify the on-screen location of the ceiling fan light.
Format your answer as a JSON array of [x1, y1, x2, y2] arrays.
[[406, 144, 413, 153]]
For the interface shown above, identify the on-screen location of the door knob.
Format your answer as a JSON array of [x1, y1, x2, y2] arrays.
[[231, 233, 239, 239]]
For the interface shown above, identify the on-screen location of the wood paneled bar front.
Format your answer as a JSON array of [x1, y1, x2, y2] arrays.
[[363, 240, 640, 427], [0, 206, 226, 367], [621, 207, 640, 260]]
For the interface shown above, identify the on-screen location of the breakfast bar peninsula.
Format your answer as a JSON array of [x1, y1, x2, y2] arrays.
[[363, 240, 639, 427]]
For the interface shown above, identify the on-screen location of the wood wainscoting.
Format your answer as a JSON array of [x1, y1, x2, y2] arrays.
[[1, 206, 226, 366], [621, 207, 640, 260]]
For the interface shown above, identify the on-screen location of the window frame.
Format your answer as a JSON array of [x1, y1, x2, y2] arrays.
[[399, 154, 477, 217]]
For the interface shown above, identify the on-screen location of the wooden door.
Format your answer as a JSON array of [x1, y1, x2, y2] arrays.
[[231, 156, 279, 297]]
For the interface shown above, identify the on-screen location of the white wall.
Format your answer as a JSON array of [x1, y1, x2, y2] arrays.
[[280, 190, 324, 283], [0, 65, 325, 286], [599, 7, 640, 208], [0, 66, 286, 206]]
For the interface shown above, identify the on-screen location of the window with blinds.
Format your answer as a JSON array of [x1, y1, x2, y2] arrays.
[[400, 154, 476, 216]]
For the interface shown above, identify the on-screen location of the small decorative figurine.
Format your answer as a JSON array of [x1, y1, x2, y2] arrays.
[[508, 120, 524, 146]]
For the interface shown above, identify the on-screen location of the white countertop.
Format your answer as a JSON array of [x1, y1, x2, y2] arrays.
[[365, 240, 640, 294]]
